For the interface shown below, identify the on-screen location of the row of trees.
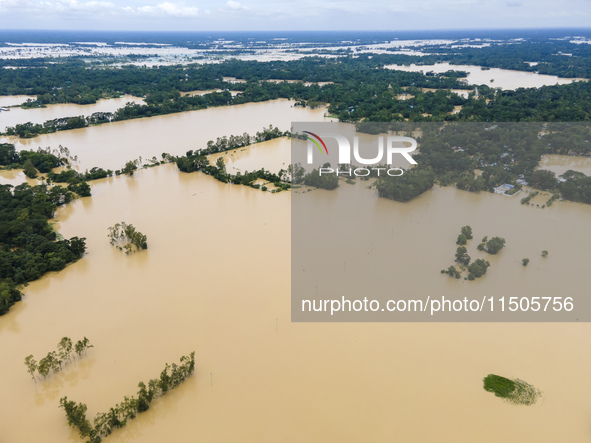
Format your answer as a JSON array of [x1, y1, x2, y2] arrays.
[[24, 337, 93, 381], [59, 352, 195, 443], [197, 126, 289, 156], [173, 126, 292, 191]]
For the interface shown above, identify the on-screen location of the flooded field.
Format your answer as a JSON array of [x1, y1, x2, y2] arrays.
[[538, 154, 591, 176], [386, 63, 586, 90], [4, 99, 330, 171], [207, 137, 292, 174], [0, 95, 36, 107], [0, 95, 145, 132], [1, 162, 591, 441]]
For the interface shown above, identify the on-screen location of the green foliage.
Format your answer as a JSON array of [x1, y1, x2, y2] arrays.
[[442, 265, 461, 279], [60, 352, 195, 443], [456, 233, 467, 245], [483, 236, 506, 255], [176, 154, 208, 173], [0, 143, 18, 164], [174, 126, 289, 190], [521, 191, 538, 205], [0, 183, 86, 315], [559, 170, 591, 205], [303, 163, 339, 190], [23, 159, 38, 178], [483, 374, 516, 398], [483, 374, 540, 405], [376, 168, 435, 202], [541, 250, 549, 257], [25, 336, 92, 381], [215, 157, 226, 172], [454, 246, 471, 265], [47, 167, 112, 198], [108, 222, 148, 254], [289, 163, 306, 185], [121, 160, 138, 177], [460, 225, 473, 240], [528, 170, 558, 190], [522, 258, 530, 266], [468, 259, 490, 278]]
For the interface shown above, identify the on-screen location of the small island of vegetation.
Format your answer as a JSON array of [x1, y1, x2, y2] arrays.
[[483, 374, 540, 405], [108, 222, 148, 254]]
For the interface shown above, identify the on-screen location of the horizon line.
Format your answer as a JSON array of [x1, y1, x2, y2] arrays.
[[1, 26, 591, 34]]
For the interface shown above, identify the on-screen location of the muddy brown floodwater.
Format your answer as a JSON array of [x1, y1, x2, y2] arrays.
[[4, 99, 330, 171], [538, 154, 591, 176], [385, 63, 587, 90], [1, 107, 591, 442], [0, 95, 145, 132]]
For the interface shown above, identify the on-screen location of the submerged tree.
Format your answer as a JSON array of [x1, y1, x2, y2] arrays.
[[108, 222, 148, 254], [25, 336, 92, 381], [460, 225, 473, 240], [121, 159, 140, 176], [455, 246, 470, 265], [456, 233, 467, 245], [24, 355, 38, 381], [23, 158, 38, 178], [60, 352, 195, 443]]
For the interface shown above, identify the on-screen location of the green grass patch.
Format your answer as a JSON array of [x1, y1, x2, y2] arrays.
[[483, 374, 540, 405]]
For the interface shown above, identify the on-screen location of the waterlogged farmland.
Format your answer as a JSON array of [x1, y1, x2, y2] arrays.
[[2, 29, 591, 443]]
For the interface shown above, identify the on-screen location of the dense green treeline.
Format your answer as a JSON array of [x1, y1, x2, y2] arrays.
[[0, 183, 86, 315], [0, 143, 68, 176], [375, 168, 436, 202], [4, 54, 591, 141], [5, 55, 591, 141], [371, 39, 591, 78], [0, 57, 466, 102], [47, 167, 113, 197]]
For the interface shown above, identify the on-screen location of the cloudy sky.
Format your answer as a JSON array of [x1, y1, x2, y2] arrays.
[[0, 0, 590, 31]]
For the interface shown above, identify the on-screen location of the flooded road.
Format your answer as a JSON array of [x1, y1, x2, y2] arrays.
[[0, 155, 591, 441]]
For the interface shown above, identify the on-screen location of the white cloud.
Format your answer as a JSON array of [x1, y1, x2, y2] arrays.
[[3, 1, 205, 18], [118, 2, 202, 17], [40, 0, 116, 12], [225, 1, 248, 10]]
